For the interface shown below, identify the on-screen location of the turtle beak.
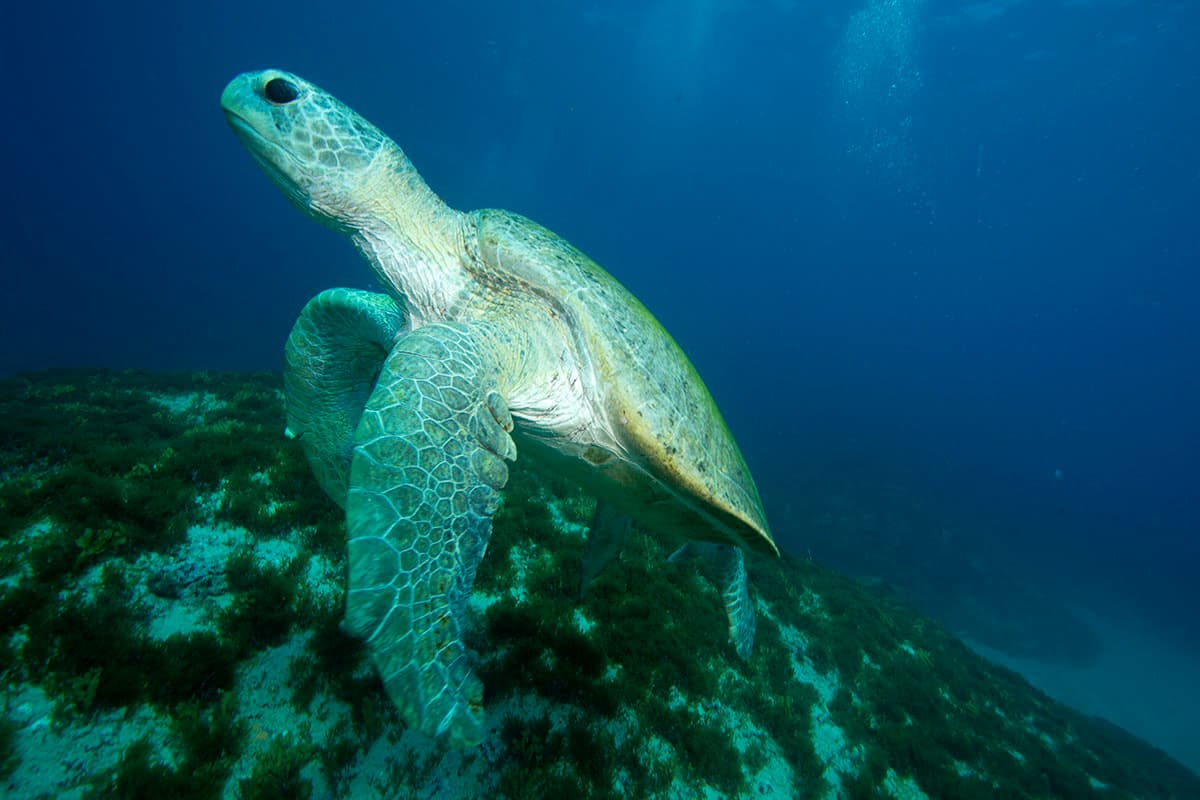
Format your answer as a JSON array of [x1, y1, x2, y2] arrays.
[[220, 72, 257, 128], [221, 72, 276, 156]]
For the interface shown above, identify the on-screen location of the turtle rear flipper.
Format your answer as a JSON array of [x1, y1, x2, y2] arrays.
[[345, 322, 516, 747], [668, 541, 757, 659], [578, 500, 632, 599]]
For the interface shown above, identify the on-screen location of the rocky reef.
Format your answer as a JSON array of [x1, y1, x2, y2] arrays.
[[1, 369, 1197, 799]]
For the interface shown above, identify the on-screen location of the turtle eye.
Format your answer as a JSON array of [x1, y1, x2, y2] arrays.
[[264, 77, 300, 105]]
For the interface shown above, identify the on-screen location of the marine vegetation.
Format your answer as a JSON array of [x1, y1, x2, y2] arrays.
[[1, 369, 1198, 799]]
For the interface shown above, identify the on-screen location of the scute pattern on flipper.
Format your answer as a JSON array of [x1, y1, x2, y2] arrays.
[[284, 288, 405, 507], [346, 322, 515, 746]]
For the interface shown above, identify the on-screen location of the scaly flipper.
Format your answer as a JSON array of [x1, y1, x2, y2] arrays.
[[344, 322, 516, 746], [668, 542, 757, 659], [578, 501, 632, 598], [283, 288, 404, 506]]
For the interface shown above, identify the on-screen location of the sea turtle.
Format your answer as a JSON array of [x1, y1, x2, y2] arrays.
[[221, 69, 777, 746]]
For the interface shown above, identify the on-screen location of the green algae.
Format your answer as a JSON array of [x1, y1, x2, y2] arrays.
[[149, 631, 239, 706], [219, 549, 307, 657], [22, 564, 153, 714], [85, 738, 194, 800], [83, 693, 244, 800], [0, 371, 321, 799], [0, 713, 18, 781], [237, 729, 317, 800], [15, 563, 237, 717], [1, 368, 1197, 799]]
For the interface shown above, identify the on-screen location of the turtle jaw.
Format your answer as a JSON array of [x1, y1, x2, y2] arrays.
[[221, 71, 316, 213], [223, 111, 310, 210]]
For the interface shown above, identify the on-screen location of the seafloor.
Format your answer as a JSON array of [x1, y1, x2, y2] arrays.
[[1, 369, 1197, 800]]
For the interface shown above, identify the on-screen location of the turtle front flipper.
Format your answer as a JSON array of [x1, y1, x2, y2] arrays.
[[668, 542, 757, 659], [345, 322, 516, 747], [284, 288, 405, 506]]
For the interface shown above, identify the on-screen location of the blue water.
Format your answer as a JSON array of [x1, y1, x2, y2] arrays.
[[4, 0, 1198, 770]]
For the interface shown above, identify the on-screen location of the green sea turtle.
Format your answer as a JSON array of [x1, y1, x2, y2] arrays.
[[221, 69, 777, 746]]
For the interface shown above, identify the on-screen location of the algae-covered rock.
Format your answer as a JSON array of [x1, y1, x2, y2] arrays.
[[0, 369, 1196, 799]]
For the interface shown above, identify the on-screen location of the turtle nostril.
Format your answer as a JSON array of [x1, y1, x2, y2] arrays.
[[264, 77, 299, 104]]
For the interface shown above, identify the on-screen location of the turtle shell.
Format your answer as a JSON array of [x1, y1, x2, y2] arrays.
[[471, 209, 776, 557]]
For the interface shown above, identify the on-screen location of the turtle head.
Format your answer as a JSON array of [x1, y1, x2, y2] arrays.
[[221, 70, 401, 233]]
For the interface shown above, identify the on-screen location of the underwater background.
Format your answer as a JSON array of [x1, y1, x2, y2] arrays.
[[3, 0, 1198, 791]]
